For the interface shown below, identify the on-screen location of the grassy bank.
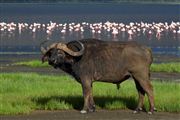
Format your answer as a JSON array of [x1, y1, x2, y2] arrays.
[[14, 60, 180, 73], [14, 60, 49, 67], [150, 62, 180, 73], [0, 73, 179, 115]]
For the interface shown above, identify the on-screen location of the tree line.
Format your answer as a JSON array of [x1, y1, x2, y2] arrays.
[[0, 0, 179, 3]]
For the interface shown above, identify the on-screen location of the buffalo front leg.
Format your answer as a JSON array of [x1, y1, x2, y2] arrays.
[[80, 79, 95, 114], [89, 93, 96, 112]]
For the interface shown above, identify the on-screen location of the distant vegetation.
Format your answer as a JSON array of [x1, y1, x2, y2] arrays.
[[0, 0, 180, 3]]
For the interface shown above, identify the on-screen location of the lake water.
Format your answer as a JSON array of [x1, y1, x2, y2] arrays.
[[0, 3, 180, 56]]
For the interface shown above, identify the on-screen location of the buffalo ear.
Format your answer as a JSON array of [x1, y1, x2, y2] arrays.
[[41, 54, 49, 63]]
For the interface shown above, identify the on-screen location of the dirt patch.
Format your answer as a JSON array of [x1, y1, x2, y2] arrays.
[[1, 110, 180, 120], [151, 72, 180, 82]]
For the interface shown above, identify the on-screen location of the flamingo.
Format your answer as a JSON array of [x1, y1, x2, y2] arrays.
[[156, 29, 162, 40], [128, 29, 133, 40]]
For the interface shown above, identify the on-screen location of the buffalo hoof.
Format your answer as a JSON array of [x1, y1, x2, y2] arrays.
[[147, 107, 157, 115], [80, 110, 87, 114], [89, 108, 95, 113], [133, 107, 143, 114], [148, 111, 153, 115], [89, 105, 96, 112], [133, 110, 139, 114], [80, 106, 95, 114], [80, 108, 95, 114], [153, 107, 157, 112]]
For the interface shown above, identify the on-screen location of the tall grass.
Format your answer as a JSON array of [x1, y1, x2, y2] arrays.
[[14, 60, 180, 73], [0, 73, 179, 115]]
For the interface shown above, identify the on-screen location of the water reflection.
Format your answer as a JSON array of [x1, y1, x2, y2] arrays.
[[0, 21, 180, 55], [1, 21, 180, 40]]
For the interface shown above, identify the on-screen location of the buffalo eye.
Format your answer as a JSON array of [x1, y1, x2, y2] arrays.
[[57, 50, 65, 57]]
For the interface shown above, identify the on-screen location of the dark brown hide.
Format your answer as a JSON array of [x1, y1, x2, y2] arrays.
[[41, 39, 155, 114]]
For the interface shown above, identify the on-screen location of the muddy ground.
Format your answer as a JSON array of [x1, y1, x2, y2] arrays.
[[1, 110, 180, 120], [0, 54, 180, 120]]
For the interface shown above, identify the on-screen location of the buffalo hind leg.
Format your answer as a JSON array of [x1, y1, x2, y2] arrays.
[[132, 73, 155, 114], [80, 78, 95, 114], [133, 79, 145, 114]]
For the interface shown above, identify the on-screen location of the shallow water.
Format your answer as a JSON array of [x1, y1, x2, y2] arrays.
[[0, 3, 180, 56]]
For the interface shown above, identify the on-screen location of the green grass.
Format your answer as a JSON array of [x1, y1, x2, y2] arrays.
[[14, 60, 180, 73], [150, 62, 180, 73], [0, 73, 180, 115], [14, 60, 49, 67]]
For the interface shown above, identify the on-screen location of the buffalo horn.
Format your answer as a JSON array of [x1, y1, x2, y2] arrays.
[[41, 43, 59, 55], [40, 47, 47, 54], [40, 40, 49, 54], [56, 41, 84, 56]]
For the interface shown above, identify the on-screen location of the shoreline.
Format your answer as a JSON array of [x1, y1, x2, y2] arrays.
[[0, 2, 180, 5]]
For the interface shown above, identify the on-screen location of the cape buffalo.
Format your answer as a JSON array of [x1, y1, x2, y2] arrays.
[[41, 38, 155, 114]]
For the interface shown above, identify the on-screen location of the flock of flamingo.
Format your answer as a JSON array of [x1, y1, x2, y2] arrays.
[[0, 21, 180, 40]]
